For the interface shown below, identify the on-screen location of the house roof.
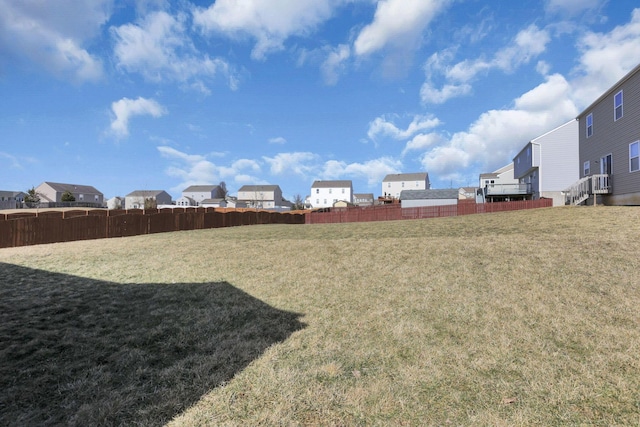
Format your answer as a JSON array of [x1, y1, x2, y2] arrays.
[[479, 173, 499, 179], [0, 191, 24, 198], [492, 163, 513, 174], [354, 193, 374, 199], [311, 180, 352, 188], [400, 189, 459, 200], [183, 185, 219, 192], [238, 184, 281, 192], [201, 198, 225, 203], [382, 172, 429, 182], [125, 190, 167, 197], [577, 62, 640, 119], [42, 182, 102, 195]]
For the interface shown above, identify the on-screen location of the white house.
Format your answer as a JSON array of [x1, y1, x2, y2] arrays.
[[177, 185, 224, 207], [513, 119, 579, 206], [237, 185, 284, 209], [310, 180, 353, 208], [106, 196, 123, 210], [125, 190, 172, 209], [382, 173, 430, 199]]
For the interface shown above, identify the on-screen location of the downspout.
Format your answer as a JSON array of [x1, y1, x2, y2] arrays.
[[530, 141, 541, 200]]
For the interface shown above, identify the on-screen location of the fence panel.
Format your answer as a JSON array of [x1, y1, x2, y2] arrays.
[[306, 199, 552, 224], [107, 213, 148, 238]]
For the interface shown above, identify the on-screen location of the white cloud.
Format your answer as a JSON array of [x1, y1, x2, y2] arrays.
[[545, 0, 604, 16], [112, 11, 238, 92], [0, 0, 109, 82], [321, 44, 351, 85], [110, 97, 167, 138], [354, 0, 450, 57], [268, 136, 287, 144], [320, 157, 402, 186], [402, 132, 445, 156], [367, 114, 441, 141], [0, 152, 22, 169], [420, 82, 472, 105], [193, 0, 339, 60], [263, 152, 319, 176], [421, 25, 551, 104], [157, 146, 263, 193], [570, 8, 640, 109], [420, 73, 578, 182]]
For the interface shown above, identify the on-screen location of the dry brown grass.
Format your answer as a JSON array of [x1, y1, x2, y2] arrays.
[[1, 206, 640, 426]]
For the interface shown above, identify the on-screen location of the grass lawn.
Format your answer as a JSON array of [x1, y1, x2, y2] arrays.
[[1, 206, 639, 425]]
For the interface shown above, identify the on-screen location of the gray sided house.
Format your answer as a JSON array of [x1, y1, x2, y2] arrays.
[[574, 63, 640, 205], [35, 182, 104, 207], [177, 185, 224, 207], [400, 189, 459, 208], [0, 191, 26, 210], [513, 119, 579, 206], [237, 185, 284, 209], [382, 173, 430, 199], [354, 193, 374, 207], [125, 190, 172, 209]]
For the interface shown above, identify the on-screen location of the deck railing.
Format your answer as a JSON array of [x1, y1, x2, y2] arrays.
[[564, 174, 611, 205], [484, 183, 532, 196]]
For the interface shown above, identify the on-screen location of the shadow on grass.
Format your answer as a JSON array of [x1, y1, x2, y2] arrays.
[[0, 263, 305, 426]]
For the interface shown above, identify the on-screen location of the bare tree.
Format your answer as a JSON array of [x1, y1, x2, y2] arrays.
[[291, 194, 305, 210], [219, 181, 228, 198]]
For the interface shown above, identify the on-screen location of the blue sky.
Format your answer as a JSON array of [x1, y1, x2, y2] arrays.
[[2, 0, 640, 201]]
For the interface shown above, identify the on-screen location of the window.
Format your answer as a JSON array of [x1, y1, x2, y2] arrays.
[[94, 195, 99, 201], [401, 182, 405, 187], [387, 182, 391, 188], [329, 188, 332, 194], [79, 194, 84, 201], [316, 199, 319, 205], [584, 160, 590, 176], [415, 181, 419, 187], [316, 188, 319, 194], [586, 113, 593, 137], [341, 188, 345, 193], [614, 90, 623, 121], [630, 141, 639, 172]]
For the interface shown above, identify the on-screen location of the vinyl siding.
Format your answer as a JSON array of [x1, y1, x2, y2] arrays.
[[537, 119, 579, 192], [579, 68, 640, 201]]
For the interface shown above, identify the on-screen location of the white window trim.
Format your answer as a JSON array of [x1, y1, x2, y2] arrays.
[[614, 90, 623, 121], [583, 160, 590, 176], [630, 141, 640, 173], [586, 113, 593, 138]]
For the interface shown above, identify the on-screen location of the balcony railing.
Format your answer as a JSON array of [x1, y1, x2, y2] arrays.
[[484, 183, 532, 196], [563, 174, 611, 205]]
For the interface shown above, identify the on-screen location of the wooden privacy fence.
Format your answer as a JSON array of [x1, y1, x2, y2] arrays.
[[0, 208, 305, 248], [305, 199, 553, 224]]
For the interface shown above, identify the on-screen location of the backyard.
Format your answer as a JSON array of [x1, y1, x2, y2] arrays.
[[1, 206, 639, 425]]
